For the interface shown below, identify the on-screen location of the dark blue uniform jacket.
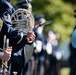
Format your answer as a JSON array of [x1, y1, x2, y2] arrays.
[[0, 0, 29, 66]]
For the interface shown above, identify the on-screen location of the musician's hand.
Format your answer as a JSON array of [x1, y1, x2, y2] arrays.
[[1, 47, 12, 61], [27, 31, 35, 43], [6, 46, 12, 55]]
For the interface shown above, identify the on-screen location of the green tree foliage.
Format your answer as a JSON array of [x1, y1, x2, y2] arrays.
[[11, 0, 76, 43], [31, 0, 76, 42]]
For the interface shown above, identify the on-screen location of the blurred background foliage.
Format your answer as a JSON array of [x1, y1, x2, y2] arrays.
[[11, 0, 76, 44]]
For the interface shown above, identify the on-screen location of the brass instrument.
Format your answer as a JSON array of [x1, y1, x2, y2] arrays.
[[0, 35, 10, 75], [11, 8, 35, 63], [11, 8, 51, 63], [2, 35, 18, 75], [13, 72, 17, 75], [11, 8, 35, 34], [11, 8, 51, 33]]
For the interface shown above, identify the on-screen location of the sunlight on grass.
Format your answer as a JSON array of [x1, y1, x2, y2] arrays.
[[60, 68, 70, 75]]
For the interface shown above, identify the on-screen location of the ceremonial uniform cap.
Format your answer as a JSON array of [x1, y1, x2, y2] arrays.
[[35, 14, 46, 24]]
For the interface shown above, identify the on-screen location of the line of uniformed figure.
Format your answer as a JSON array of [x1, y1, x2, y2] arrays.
[[0, 0, 63, 75], [14, 0, 62, 75]]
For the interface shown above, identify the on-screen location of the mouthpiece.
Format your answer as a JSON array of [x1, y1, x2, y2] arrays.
[[13, 71, 18, 75]]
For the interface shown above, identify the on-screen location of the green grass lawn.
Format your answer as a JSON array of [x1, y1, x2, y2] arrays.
[[60, 67, 70, 75]]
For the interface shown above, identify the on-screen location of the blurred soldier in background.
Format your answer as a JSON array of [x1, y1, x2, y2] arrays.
[[30, 14, 46, 75], [42, 30, 53, 75], [43, 30, 61, 75]]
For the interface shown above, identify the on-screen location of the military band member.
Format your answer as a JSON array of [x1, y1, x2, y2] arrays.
[[15, 1, 35, 75], [0, 0, 35, 75], [16, 0, 32, 12], [70, 9, 76, 75]]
